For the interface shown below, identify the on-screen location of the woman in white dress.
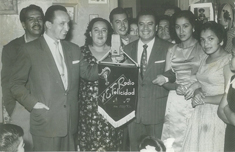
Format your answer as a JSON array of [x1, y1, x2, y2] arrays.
[[182, 21, 230, 152]]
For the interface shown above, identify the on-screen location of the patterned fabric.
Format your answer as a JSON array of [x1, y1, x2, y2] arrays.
[[225, 28, 235, 53], [77, 45, 123, 151], [140, 44, 148, 79], [182, 54, 231, 152]]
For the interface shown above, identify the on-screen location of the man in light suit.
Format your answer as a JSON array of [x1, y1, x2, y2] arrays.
[[1, 5, 44, 151], [123, 10, 175, 150], [9, 5, 98, 151]]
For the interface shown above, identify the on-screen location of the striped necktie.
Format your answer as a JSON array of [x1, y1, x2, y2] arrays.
[[140, 44, 148, 79]]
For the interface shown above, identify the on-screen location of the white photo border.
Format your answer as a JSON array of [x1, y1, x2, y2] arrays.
[[88, 0, 108, 4]]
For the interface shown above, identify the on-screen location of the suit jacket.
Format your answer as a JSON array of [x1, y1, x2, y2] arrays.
[[124, 37, 174, 124], [1, 36, 25, 116], [9, 36, 98, 137]]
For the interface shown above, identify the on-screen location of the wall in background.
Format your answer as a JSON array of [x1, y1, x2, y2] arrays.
[[0, 0, 118, 123], [119, 0, 138, 18]]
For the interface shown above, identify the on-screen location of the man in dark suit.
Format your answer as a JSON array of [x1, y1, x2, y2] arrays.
[[1, 5, 44, 151], [9, 5, 98, 151], [124, 10, 174, 150]]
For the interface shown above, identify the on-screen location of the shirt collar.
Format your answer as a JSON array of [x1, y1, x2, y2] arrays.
[[43, 33, 60, 44], [24, 34, 28, 43], [139, 37, 155, 48]]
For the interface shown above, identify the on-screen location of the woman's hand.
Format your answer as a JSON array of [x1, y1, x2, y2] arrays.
[[152, 75, 167, 85], [191, 89, 205, 108], [176, 85, 187, 95], [184, 82, 201, 100]]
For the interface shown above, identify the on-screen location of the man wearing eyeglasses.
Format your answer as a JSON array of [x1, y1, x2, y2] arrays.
[[1, 5, 44, 151]]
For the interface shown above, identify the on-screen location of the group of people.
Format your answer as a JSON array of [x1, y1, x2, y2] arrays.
[[1, 2, 235, 152]]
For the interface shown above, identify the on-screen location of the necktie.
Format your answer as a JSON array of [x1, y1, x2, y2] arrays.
[[140, 44, 148, 79], [54, 41, 65, 76], [54, 41, 67, 89]]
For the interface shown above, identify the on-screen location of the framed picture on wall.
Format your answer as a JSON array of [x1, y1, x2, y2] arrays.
[[190, 3, 214, 22], [0, 0, 18, 15], [53, 3, 78, 23]]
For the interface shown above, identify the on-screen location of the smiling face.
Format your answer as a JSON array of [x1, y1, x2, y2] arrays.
[[46, 10, 70, 41], [157, 19, 170, 41], [175, 17, 193, 42], [138, 15, 156, 43], [111, 13, 128, 36], [22, 9, 44, 37], [200, 29, 220, 55], [90, 21, 108, 47]]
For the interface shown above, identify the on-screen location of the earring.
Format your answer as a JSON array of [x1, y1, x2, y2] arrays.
[[220, 41, 224, 46]]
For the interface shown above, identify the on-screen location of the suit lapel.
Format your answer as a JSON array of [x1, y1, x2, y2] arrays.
[[145, 38, 160, 78], [39, 37, 65, 90], [131, 41, 138, 62]]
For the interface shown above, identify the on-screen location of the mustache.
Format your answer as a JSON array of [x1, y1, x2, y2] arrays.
[[32, 24, 42, 29]]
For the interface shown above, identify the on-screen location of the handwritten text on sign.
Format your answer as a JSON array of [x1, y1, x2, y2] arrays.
[[98, 74, 135, 104]]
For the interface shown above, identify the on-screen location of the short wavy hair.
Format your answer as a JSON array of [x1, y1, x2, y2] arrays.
[[200, 21, 225, 43], [172, 10, 198, 42], [84, 17, 113, 46], [45, 5, 67, 23], [109, 7, 128, 23], [0, 124, 24, 152], [20, 4, 44, 23]]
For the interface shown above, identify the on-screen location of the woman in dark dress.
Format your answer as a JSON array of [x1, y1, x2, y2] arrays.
[[218, 49, 235, 151], [77, 18, 123, 151]]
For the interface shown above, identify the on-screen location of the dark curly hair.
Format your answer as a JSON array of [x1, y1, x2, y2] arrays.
[[84, 17, 113, 46], [139, 136, 166, 152], [20, 4, 44, 23], [172, 10, 198, 42], [200, 21, 225, 44], [0, 124, 24, 152]]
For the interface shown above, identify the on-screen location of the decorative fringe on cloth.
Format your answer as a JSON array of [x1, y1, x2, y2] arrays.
[[98, 106, 135, 128]]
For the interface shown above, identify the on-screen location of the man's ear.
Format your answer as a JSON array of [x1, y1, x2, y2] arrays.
[[89, 31, 92, 37], [45, 21, 52, 29], [21, 22, 26, 30], [155, 25, 158, 31]]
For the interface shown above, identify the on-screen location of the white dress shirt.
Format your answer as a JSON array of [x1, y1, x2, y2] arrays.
[[137, 37, 155, 65]]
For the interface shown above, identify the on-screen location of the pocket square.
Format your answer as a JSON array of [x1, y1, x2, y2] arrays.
[[72, 60, 80, 64], [155, 60, 165, 63]]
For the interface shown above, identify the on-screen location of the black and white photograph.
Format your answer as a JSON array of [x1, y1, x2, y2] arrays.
[[0, 0, 235, 152]]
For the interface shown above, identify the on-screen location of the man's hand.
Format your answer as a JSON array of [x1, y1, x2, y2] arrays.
[[152, 75, 167, 85], [33, 102, 49, 110]]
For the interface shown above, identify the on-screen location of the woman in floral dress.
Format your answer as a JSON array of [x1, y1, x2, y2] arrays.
[[77, 18, 123, 151]]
